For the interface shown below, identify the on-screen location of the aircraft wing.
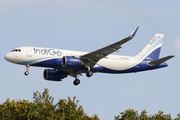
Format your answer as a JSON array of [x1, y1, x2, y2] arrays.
[[81, 26, 139, 68]]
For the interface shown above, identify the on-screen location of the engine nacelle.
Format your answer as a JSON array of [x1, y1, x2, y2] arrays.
[[43, 69, 67, 81], [62, 56, 84, 68]]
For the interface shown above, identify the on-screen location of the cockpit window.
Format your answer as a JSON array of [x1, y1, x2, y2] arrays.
[[11, 49, 21, 52]]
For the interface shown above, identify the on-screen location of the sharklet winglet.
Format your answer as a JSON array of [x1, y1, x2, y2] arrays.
[[130, 26, 139, 38]]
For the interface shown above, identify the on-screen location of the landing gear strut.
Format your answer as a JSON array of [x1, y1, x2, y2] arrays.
[[24, 65, 30, 76], [73, 79, 80, 86], [85, 64, 93, 77]]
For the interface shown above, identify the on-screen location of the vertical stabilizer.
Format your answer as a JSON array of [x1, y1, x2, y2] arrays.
[[135, 34, 164, 61]]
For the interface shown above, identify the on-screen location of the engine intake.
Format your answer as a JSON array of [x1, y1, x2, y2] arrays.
[[43, 69, 67, 81], [62, 56, 84, 68]]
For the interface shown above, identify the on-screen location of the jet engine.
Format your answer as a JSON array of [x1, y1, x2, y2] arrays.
[[62, 56, 84, 68], [43, 69, 67, 81]]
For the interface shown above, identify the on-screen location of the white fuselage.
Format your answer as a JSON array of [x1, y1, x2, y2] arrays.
[[5, 46, 138, 71]]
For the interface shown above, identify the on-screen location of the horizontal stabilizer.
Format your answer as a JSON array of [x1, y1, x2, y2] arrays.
[[148, 55, 175, 66]]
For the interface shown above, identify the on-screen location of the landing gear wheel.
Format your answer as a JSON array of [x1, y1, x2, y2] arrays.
[[24, 71, 29, 76], [73, 79, 80, 86], [86, 71, 93, 77]]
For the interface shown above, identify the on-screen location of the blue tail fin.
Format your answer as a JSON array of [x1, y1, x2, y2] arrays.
[[135, 34, 164, 61]]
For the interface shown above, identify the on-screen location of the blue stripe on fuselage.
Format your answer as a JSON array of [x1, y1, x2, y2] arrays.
[[29, 58, 167, 74], [91, 61, 167, 73], [30, 58, 62, 68], [17, 57, 54, 65]]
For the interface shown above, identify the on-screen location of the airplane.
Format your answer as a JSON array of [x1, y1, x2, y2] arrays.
[[4, 27, 174, 86]]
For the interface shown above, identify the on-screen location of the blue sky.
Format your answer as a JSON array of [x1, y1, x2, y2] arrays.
[[1, 0, 180, 119]]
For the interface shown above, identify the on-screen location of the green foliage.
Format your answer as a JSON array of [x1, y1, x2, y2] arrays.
[[0, 88, 180, 120], [0, 88, 99, 120], [114, 109, 178, 120]]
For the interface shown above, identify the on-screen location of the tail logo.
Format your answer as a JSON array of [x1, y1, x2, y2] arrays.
[[149, 35, 161, 45]]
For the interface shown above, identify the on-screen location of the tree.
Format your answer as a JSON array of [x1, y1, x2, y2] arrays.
[[114, 109, 139, 120], [1, 88, 180, 120], [0, 88, 99, 120], [114, 109, 174, 120]]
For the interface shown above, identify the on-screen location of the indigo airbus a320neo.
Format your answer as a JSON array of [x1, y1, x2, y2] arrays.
[[4, 27, 174, 86]]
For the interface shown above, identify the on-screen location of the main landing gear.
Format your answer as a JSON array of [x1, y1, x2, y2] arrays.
[[73, 71, 93, 86], [85, 65, 93, 77], [86, 71, 93, 77], [24, 65, 30, 76], [73, 79, 80, 86]]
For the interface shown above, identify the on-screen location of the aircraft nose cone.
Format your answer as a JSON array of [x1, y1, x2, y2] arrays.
[[4, 53, 12, 62], [4, 53, 9, 61]]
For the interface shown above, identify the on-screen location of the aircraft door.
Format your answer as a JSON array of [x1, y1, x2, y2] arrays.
[[27, 46, 33, 57]]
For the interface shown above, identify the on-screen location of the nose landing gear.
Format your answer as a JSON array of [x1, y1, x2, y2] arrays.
[[24, 65, 30, 76]]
